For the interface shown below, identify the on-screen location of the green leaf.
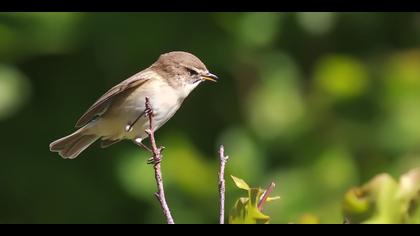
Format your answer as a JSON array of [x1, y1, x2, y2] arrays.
[[343, 168, 420, 224], [342, 188, 372, 223], [229, 176, 280, 224], [398, 168, 420, 223], [344, 173, 400, 224], [405, 193, 420, 224], [231, 175, 250, 190], [266, 196, 281, 202], [229, 188, 270, 224]]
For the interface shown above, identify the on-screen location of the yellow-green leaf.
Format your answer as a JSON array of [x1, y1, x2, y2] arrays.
[[229, 188, 270, 224], [398, 168, 420, 223], [265, 196, 281, 202], [231, 175, 250, 190], [229, 176, 280, 224]]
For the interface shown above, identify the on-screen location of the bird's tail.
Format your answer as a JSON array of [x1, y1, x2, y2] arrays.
[[49, 128, 99, 159]]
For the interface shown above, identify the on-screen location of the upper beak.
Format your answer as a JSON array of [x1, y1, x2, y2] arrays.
[[201, 72, 219, 82]]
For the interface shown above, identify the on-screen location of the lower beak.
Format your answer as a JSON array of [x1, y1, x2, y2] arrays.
[[201, 72, 219, 82]]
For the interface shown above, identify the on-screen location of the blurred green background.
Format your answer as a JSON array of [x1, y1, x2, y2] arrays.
[[1, 12, 420, 224]]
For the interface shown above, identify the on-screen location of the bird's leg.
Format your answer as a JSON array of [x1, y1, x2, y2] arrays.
[[134, 138, 163, 165], [134, 138, 152, 153], [143, 103, 164, 166], [125, 111, 145, 132]]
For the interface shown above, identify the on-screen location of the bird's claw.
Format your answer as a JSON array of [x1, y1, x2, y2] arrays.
[[147, 156, 161, 165], [145, 107, 153, 117]]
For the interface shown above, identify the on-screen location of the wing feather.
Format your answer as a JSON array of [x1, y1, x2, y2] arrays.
[[75, 69, 154, 128]]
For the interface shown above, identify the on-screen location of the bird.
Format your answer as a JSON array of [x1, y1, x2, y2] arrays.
[[49, 51, 218, 159]]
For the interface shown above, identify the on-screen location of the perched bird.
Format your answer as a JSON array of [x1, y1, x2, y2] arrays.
[[50, 51, 218, 159]]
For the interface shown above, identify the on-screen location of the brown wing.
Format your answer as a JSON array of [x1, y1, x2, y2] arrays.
[[75, 69, 154, 128]]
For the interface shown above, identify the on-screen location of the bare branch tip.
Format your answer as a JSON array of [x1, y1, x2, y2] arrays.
[[258, 181, 277, 211], [218, 144, 228, 224]]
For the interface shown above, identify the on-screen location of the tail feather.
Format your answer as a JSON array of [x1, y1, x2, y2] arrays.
[[50, 129, 99, 159]]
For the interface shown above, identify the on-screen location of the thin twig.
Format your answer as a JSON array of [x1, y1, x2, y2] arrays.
[[258, 182, 276, 211], [145, 97, 175, 224], [218, 145, 229, 224]]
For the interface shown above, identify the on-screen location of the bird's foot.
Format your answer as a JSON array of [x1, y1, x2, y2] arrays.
[[147, 156, 162, 165], [146, 146, 165, 165], [134, 138, 153, 153], [145, 106, 153, 117]]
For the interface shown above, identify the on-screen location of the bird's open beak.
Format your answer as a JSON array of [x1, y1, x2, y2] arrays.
[[201, 72, 219, 82]]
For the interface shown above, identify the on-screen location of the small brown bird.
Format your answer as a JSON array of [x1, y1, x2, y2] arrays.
[[50, 51, 218, 159]]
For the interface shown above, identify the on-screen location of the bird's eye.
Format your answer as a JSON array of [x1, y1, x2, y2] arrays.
[[186, 68, 198, 76]]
